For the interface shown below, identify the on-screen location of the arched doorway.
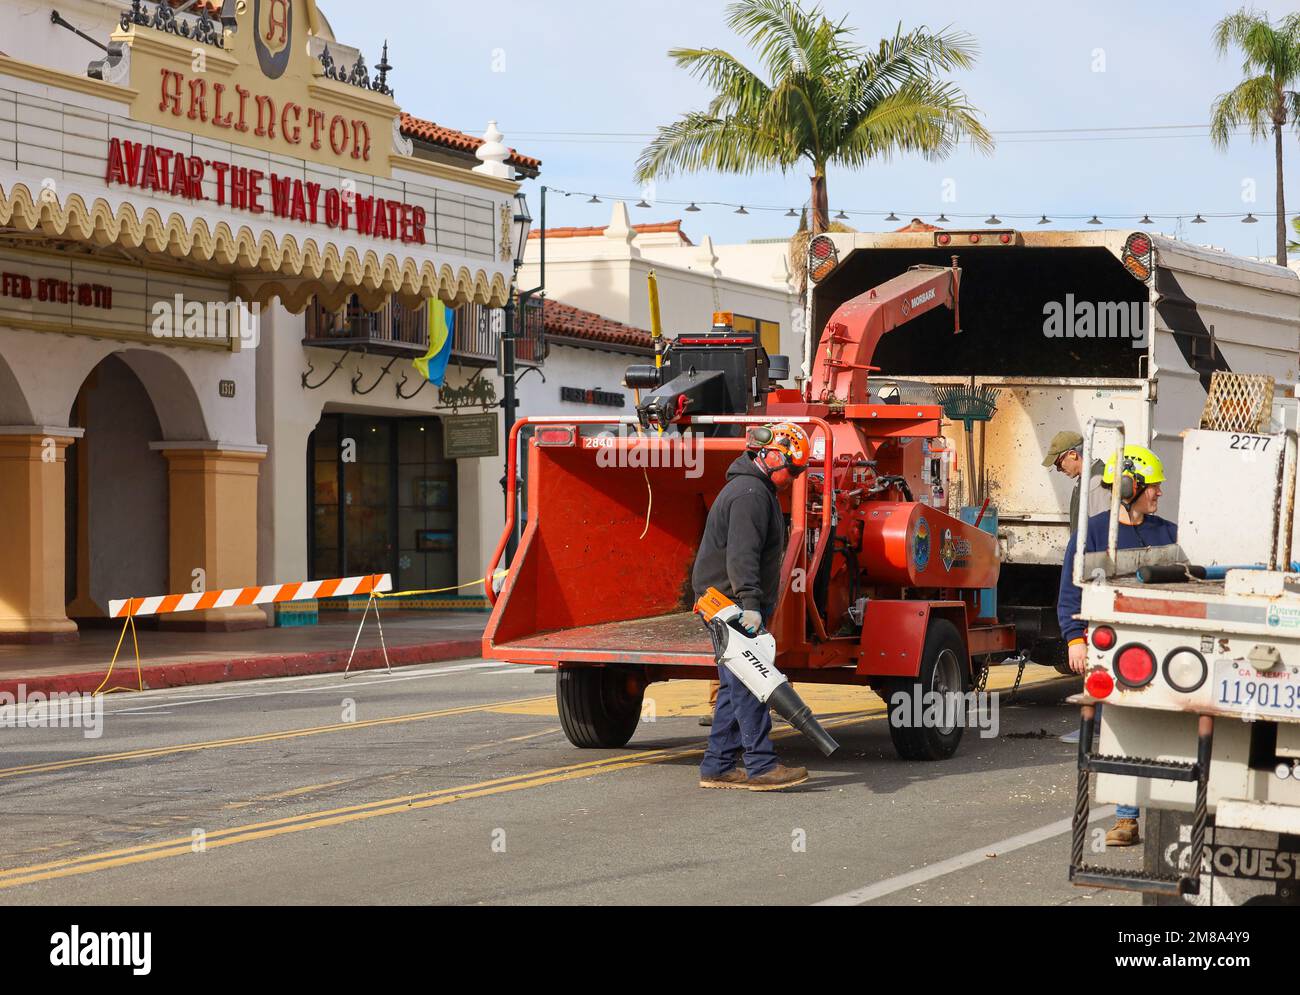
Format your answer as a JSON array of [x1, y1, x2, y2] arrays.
[[65, 355, 169, 622]]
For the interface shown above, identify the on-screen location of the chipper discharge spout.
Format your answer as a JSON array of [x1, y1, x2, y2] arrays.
[[695, 588, 840, 757]]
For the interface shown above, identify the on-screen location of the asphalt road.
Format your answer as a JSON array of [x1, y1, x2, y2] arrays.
[[0, 660, 1141, 905]]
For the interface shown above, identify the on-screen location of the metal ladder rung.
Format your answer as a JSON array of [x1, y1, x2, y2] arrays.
[[1085, 753, 1199, 781], [1071, 864, 1191, 897]]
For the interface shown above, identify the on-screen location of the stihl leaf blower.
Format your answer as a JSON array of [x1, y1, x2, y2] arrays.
[[695, 588, 840, 757]]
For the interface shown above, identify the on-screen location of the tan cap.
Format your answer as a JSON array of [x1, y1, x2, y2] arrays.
[[1042, 430, 1084, 466]]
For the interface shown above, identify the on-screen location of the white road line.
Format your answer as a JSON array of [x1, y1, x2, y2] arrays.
[[481, 667, 544, 676], [104, 660, 503, 714], [814, 806, 1117, 906]]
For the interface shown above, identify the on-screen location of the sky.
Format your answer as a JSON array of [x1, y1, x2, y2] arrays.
[[323, 0, 1300, 258]]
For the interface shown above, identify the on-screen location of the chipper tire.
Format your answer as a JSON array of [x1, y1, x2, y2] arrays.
[[886, 619, 970, 762], [556, 666, 643, 749]]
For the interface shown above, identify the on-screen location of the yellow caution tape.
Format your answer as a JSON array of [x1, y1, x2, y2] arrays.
[[376, 570, 508, 599]]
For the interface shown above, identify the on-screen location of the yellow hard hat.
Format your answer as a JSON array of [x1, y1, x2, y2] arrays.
[[1102, 444, 1166, 488]]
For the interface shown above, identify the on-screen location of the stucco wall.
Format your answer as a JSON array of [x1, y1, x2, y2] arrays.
[[255, 302, 506, 591]]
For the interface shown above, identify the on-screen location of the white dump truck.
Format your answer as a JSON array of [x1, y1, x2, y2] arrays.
[[1065, 378, 1300, 905], [808, 229, 1300, 667]]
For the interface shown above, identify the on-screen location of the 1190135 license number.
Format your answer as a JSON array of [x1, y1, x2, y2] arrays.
[[1213, 659, 1300, 718]]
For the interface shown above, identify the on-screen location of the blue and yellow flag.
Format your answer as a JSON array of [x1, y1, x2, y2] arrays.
[[413, 302, 455, 385]]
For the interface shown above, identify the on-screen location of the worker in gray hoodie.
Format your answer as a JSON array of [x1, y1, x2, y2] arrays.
[[691, 422, 811, 792]]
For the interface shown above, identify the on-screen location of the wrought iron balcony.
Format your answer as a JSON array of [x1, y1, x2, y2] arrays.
[[303, 296, 427, 357], [303, 295, 544, 366], [451, 298, 545, 366]]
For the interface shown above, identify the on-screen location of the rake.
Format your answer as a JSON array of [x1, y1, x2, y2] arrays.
[[933, 383, 1001, 507]]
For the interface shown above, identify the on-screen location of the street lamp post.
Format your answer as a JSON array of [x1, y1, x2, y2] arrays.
[[501, 188, 539, 563]]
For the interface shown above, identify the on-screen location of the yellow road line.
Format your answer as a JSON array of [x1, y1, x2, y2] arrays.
[[224, 779, 354, 810], [0, 709, 883, 891], [0, 695, 552, 782]]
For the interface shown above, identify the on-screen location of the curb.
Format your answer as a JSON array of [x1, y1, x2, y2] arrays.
[[0, 638, 483, 698]]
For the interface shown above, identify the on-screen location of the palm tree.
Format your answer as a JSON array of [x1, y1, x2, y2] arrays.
[[634, 0, 992, 235], [1210, 8, 1300, 267]]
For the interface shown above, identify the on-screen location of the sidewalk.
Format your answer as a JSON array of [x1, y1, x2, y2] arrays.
[[0, 612, 487, 697]]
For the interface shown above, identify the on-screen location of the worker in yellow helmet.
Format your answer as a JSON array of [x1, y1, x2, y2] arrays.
[[1058, 443, 1177, 847]]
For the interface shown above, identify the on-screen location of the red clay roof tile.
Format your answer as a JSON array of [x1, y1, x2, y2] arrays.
[[399, 114, 540, 171], [529, 220, 690, 244], [542, 299, 653, 352]]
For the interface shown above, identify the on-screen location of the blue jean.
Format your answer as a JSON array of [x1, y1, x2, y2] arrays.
[[700, 660, 778, 778]]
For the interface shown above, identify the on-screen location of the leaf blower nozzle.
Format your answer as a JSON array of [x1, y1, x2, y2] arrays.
[[695, 588, 840, 758], [766, 683, 841, 757]]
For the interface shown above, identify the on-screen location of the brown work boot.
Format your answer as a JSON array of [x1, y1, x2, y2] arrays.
[[1105, 817, 1141, 847], [699, 769, 748, 789], [746, 765, 809, 792]]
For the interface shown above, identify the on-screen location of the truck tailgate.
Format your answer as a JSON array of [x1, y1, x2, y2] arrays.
[[488, 610, 715, 667]]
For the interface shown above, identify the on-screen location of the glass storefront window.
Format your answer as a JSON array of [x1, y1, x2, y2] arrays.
[[308, 414, 457, 588]]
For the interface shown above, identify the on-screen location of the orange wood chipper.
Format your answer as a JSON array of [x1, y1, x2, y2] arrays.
[[483, 260, 1020, 760]]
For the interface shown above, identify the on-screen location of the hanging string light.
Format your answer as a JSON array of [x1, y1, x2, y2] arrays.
[[541, 187, 1281, 228]]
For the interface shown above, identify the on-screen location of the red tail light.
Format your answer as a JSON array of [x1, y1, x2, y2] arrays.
[[1085, 669, 1114, 699], [1091, 625, 1116, 651], [1114, 643, 1157, 688], [535, 425, 576, 447]]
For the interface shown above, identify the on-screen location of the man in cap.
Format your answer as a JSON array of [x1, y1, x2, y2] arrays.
[[1044, 429, 1106, 533]]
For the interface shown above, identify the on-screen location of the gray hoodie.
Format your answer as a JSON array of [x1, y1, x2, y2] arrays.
[[690, 454, 787, 615]]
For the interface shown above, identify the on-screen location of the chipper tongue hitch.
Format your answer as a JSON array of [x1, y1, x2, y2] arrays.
[[695, 588, 840, 757]]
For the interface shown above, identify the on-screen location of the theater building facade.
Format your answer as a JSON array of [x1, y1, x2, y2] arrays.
[[0, 0, 530, 639]]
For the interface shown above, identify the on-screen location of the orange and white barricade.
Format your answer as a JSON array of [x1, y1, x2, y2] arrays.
[[100, 574, 394, 693]]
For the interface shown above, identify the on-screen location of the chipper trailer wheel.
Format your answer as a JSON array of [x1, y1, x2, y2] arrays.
[[556, 666, 644, 748], [885, 619, 970, 762]]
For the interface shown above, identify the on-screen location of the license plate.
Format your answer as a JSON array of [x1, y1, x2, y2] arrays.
[[1213, 659, 1300, 719]]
